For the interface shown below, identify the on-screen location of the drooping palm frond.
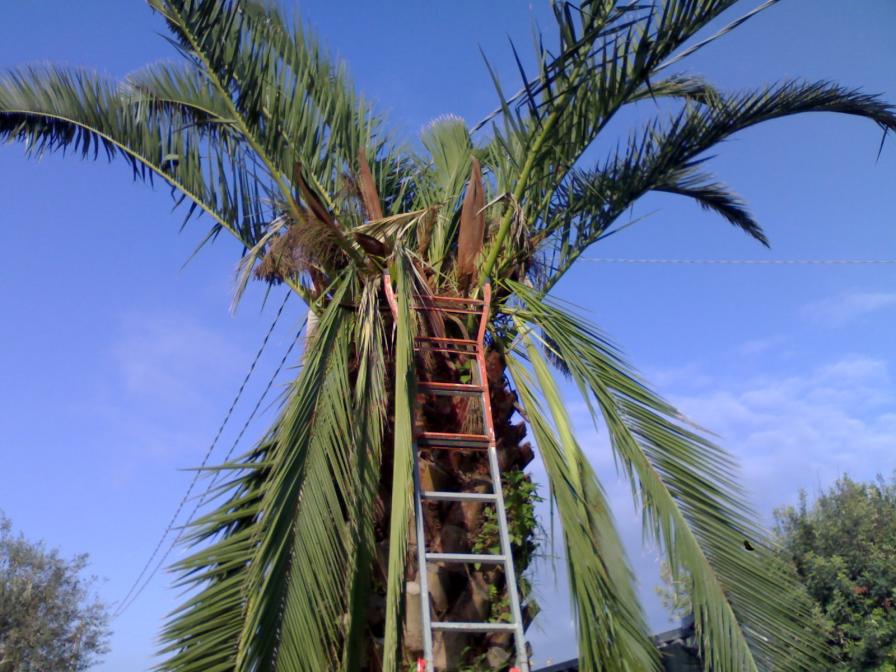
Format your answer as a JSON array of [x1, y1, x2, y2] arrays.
[[233, 274, 358, 671], [381, 251, 418, 672], [342, 278, 389, 672], [507, 335, 659, 672], [537, 81, 896, 287], [157, 440, 271, 672], [480, 0, 755, 280], [507, 281, 830, 671], [0, 65, 265, 247]]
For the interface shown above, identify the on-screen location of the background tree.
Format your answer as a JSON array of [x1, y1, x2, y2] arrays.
[[1, 1, 895, 670], [0, 513, 109, 672], [775, 475, 896, 672]]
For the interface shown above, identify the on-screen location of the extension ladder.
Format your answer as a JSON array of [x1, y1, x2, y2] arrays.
[[383, 274, 529, 672]]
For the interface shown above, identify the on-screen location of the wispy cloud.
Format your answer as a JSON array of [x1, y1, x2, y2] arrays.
[[673, 354, 896, 514], [801, 290, 896, 326], [735, 335, 787, 357], [112, 311, 244, 407]]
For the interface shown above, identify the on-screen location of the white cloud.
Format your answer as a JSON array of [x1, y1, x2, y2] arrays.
[[673, 354, 896, 515], [735, 335, 787, 357], [801, 290, 896, 326]]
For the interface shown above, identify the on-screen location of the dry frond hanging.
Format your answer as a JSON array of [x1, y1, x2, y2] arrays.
[[456, 157, 486, 286]]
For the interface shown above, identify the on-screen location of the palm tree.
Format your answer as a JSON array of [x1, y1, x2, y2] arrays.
[[2, 1, 893, 670]]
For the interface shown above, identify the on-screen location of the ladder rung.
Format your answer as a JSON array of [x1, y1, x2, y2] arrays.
[[414, 295, 485, 306], [414, 346, 477, 355], [421, 491, 497, 503], [417, 432, 490, 449], [412, 305, 482, 315], [417, 381, 484, 396], [415, 336, 477, 345], [431, 622, 517, 633], [426, 552, 506, 564]]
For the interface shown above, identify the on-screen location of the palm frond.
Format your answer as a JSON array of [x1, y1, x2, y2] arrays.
[[234, 274, 355, 671], [418, 116, 475, 272], [654, 170, 762, 244], [507, 334, 659, 672], [124, 60, 236, 124], [157, 440, 271, 672], [508, 281, 830, 671], [149, 0, 367, 265], [342, 279, 389, 671], [540, 81, 896, 287], [0, 64, 266, 247], [382, 252, 418, 672], [479, 0, 748, 280]]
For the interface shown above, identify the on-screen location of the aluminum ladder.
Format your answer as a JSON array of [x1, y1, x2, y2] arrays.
[[383, 274, 529, 672]]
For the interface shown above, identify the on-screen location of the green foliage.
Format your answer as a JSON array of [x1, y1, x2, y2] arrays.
[[775, 476, 896, 671], [472, 471, 542, 623], [0, 513, 109, 672], [656, 561, 694, 622]]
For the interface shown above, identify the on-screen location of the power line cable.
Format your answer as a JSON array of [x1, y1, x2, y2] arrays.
[[582, 257, 896, 265], [112, 291, 292, 617], [114, 314, 305, 617]]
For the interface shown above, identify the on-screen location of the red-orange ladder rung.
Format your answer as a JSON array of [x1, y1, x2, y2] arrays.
[[415, 295, 485, 305], [415, 336, 478, 345], [411, 304, 482, 315]]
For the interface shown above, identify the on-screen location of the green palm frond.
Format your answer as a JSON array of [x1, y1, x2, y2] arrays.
[[343, 279, 389, 671], [508, 281, 830, 670], [480, 0, 749, 279], [508, 334, 659, 672], [124, 60, 236, 124], [0, 65, 265, 247], [382, 252, 418, 672], [157, 440, 270, 672], [149, 0, 368, 265], [417, 117, 475, 272], [234, 274, 356, 671], [538, 81, 896, 287]]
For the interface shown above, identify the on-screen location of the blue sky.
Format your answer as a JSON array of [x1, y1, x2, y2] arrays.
[[1, 1, 894, 669]]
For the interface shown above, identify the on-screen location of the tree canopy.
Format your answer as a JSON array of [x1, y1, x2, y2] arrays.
[[0, 513, 109, 672], [775, 475, 896, 672]]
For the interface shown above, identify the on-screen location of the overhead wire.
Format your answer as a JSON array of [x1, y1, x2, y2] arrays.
[[112, 291, 295, 617], [114, 313, 306, 617], [582, 257, 896, 265]]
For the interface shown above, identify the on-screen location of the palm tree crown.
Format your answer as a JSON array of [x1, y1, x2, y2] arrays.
[[2, 1, 894, 671]]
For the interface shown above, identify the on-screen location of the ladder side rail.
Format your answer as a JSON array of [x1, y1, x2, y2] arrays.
[[475, 282, 530, 671], [412, 443, 435, 670], [487, 444, 530, 672]]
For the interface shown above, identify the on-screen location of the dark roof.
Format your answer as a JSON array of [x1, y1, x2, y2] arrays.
[[534, 618, 703, 672]]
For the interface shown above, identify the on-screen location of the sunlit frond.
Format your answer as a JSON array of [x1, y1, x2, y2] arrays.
[[0, 65, 267, 247], [381, 251, 418, 672], [508, 337, 659, 672], [538, 81, 896, 287], [507, 281, 830, 670]]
